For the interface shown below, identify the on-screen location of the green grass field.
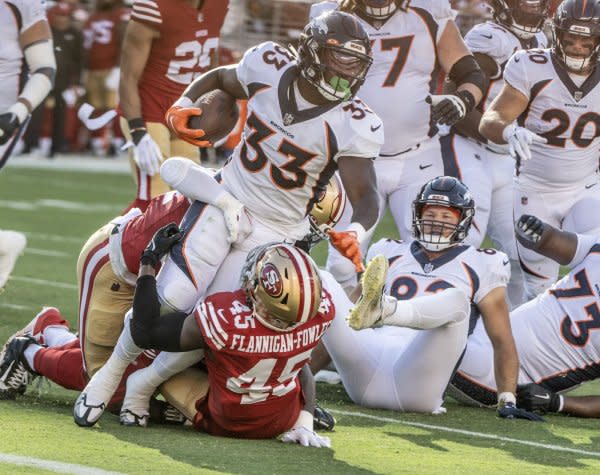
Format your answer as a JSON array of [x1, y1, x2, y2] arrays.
[[1, 163, 599, 474]]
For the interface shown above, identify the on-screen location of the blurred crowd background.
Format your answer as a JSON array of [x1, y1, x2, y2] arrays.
[[20, 0, 561, 160]]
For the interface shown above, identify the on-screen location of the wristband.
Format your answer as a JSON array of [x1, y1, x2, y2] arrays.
[[457, 90, 476, 113], [346, 222, 367, 244], [8, 102, 29, 124]]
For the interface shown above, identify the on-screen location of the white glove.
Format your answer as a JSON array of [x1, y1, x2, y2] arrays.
[[502, 124, 547, 161], [214, 192, 250, 244], [280, 426, 331, 448], [130, 133, 163, 176], [105, 67, 120, 92]]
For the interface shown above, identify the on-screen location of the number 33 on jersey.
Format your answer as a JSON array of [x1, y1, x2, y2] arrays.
[[222, 41, 384, 228]]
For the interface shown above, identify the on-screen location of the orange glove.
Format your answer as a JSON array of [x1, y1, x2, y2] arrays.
[[327, 229, 364, 273], [165, 105, 211, 147]]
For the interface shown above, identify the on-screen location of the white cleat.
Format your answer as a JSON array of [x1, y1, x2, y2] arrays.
[[119, 369, 155, 428], [73, 392, 107, 427], [119, 408, 149, 427], [0, 230, 27, 290], [347, 254, 389, 330], [73, 366, 122, 427]]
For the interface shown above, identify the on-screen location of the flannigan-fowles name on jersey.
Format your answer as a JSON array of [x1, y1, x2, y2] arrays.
[[228, 322, 332, 353]]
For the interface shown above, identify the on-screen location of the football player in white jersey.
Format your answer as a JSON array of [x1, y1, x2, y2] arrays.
[[0, 0, 55, 291], [451, 214, 600, 418], [316, 177, 535, 418], [480, 0, 600, 299], [441, 0, 550, 308], [310, 1, 488, 291], [73, 11, 385, 426]]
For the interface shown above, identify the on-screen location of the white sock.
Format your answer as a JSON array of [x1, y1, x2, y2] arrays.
[[24, 344, 43, 371], [43, 326, 77, 348], [382, 289, 469, 329]]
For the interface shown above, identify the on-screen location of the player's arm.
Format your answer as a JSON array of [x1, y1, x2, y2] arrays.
[[477, 287, 519, 402], [428, 21, 487, 126], [329, 156, 380, 272], [518, 384, 600, 418], [446, 53, 498, 142], [0, 18, 55, 145], [165, 66, 247, 146], [478, 83, 528, 144], [129, 224, 206, 352], [515, 215, 579, 265]]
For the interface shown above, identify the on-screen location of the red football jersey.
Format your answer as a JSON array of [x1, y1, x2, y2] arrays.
[[84, 7, 130, 71], [193, 288, 335, 439], [128, 0, 229, 124], [121, 191, 190, 274]]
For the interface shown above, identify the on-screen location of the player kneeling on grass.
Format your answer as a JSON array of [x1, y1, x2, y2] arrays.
[[75, 226, 333, 446], [451, 214, 600, 419]]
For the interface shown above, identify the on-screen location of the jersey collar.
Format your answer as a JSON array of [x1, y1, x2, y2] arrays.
[[410, 241, 469, 273], [550, 53, 600, 102]]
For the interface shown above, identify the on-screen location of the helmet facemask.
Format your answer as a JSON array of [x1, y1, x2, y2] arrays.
[[354, 0, 409, 21], [494, 0, 549, 39], [553, 24, 600, 74]]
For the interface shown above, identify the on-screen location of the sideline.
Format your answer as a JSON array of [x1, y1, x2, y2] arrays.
[[330, 409, 600, 458], [0, 453, 125, 475]]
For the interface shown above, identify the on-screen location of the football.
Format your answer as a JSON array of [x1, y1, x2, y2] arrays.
[[188, 89, 239, 144]]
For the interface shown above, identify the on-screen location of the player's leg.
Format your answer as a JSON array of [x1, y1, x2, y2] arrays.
[[442, 134, 491, 248], [563, 194, 600, 236], [320, 271, 389, 404], [513, 183, 561, 299], [158, 367, 210, 421], [390, 138, 444, 242], [0, 230, 26, 290], [486, 153, 525, 307]]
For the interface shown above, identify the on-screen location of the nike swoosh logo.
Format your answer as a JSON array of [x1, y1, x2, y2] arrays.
[[419, 164, 432, 170], [585, 183, 597, 189], [502, 259, 509, 266], [371, 124, 382, 132], [534, 394, 550, 400], [480, 33, 493, 39], [514, 56, 520, 63]]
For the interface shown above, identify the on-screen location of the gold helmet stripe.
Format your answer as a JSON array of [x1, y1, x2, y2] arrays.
[[280, 244, 317, 325]]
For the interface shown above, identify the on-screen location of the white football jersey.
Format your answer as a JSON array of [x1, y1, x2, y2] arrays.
[[310, 0, 453, 155], [508, 235, 600, 391], [223, 41, 383, 230], [465, 21, 547, 113], [367, 238, 510, 331], [0, 0, 47, 112], [503, 48, 600, 188]]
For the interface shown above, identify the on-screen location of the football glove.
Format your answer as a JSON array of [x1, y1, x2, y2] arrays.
[[497, 401, 545, 422], [165, 105, 211, 147], [128, 132, 163, 177], [502, 124, 547, 161], [327, 229, 364, 273], [280, 426, 332, 448], [426, 91, 474, 126], [0, 112, 19, 145], [214, 192, 249, 244], [517, 383, 562, 414], [141, 223, 183, 268], [515, 214, 545, 249]]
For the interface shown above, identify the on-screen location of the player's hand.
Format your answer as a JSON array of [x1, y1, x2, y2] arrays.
[[214, 192, 249, 244], [426, 93, 468, 126], [165, 105, 211, 147], [327, 229, 364, 272], [497, 401, 545, 422], [517, 384, 562, 414], [502, 124, 547, 161], [280, 426, 332, 448], [0, 112, 19, 145], [141, 223, 183, 267], [129, 132, 163, 176], [515, 214, 546, 249]]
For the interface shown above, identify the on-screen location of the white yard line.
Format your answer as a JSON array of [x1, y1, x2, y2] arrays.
[[0, 302, 36, 311], [0, 453, 125, 475], [26, 247, 72, 258], [23, 231, 85, 245], [0, 199, 119, 213], [10, 276, 77, 290], [330, 409, 600, 458]]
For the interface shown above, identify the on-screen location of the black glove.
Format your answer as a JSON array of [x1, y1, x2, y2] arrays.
[[141, 223, 183, 267], [426, 90, 475, 126], [0, 112, 19, 145], [517, 383, 561, 414], [515, 214, 545, 249], [314, 405, 336, 431], [497, 401, 545, 422]]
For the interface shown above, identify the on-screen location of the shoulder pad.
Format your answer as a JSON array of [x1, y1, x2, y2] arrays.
[[236, 42, 294, 95], [410, 0, 454, 22], [465, 23, 517, 67], [335, 99, 383, 160]]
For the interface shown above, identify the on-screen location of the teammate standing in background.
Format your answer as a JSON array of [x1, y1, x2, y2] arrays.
[[310, 0, 488, 291], [119, 0, 229, 210]]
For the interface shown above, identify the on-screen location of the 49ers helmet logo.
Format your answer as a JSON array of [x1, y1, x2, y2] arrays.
[[260, 263, 283, 297]]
